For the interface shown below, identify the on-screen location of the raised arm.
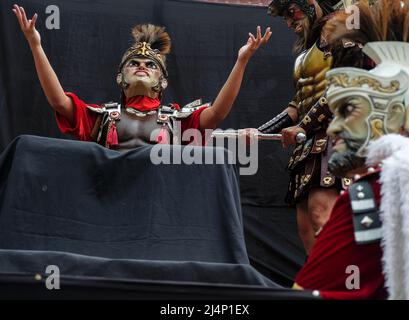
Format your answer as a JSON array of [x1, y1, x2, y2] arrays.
[[13, 5, 74, 123], [199, 26, 272, 130]]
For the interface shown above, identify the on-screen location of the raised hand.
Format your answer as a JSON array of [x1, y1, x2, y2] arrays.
[[238, 26, 272, 63], [12, 4, 41, 48], [11, 4, 74, 123]]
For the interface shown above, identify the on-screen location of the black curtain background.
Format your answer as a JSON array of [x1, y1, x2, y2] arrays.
[[0, 0, 304, 286]]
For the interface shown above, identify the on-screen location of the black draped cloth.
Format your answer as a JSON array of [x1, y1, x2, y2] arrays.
[[0, 136, 247, 264], [0, 136, 317, 299]]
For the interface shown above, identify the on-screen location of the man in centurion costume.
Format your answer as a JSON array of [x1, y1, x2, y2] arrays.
[[12, 5, 271, 151], [294, 0, 409, 299], [253, 0, 350, 254]]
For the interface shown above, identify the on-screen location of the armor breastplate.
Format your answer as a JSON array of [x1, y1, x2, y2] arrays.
[[293, 43, 333, 118], [88, 99, 210, 152], [113, 109, 163, 151]]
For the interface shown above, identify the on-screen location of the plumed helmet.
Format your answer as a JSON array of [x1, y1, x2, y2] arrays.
[[326, 42, 409, 157], [119, 24, 171, 78]]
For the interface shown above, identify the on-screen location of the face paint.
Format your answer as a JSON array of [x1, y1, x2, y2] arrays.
[[267, 0, 317, 22], [283, 4, 309, 35], [120, 57, 163, 98], [287, 4, 305, 20]]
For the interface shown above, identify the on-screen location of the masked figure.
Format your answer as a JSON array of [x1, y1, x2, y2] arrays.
[[294, 0, 409, 299], [58, 25, 202, 151], [57, 24, 215, 151], [255, 0, 351, 254], [13, 6, 271, 152]]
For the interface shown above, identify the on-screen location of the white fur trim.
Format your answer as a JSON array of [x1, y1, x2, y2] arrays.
[[366, 134, 409, 299]]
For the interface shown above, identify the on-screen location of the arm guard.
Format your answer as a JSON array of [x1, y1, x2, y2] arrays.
[[258, 111, 294, 134], [297, 97, 333, 134]]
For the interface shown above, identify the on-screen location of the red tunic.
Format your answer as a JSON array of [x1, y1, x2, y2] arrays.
[[55, 92, 208, 145], [295, 171, 387, 299]]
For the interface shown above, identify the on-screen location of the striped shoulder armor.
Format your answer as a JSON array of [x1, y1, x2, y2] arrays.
[[86, 102, 121, 120], [348, 168, 382, 245]]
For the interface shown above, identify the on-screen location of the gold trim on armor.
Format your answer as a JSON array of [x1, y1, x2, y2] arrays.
[[295, 175, 299, 196], [293, 43, 333, 118], [342, 178, 352, 189], [319, 97, 327, 106], [327, 73, 400, 93], [302, 174, 311, 185], [318, 114, 326, 122], [370, 118, 384, 139], [302, 147, 311, 157], [315, 139, 326, 147], [323, 176, 334, 185], [302, 115, 312, 125], [121, 41, 167, 75]]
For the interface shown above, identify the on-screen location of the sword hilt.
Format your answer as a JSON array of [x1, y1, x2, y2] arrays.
[[296, 132, 307, 144]]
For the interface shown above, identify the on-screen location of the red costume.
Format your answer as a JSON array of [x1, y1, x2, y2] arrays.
[[295, 170, 387, 299], [56, 92, 207, 147]]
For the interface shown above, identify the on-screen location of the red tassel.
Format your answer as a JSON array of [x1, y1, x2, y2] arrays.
[[106, 121, 119, 147], [157, 125, 170, 144]]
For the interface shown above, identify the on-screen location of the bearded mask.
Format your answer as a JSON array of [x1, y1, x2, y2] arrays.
[[117, 24, 171, 99], [326, 42, 409, 177]]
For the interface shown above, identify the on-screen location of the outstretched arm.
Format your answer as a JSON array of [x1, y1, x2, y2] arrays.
[[199, 26, 272, 130], [13, 5, 74, 123]]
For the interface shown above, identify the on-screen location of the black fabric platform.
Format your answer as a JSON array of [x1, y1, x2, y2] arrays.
[[0, 135, 319, 298], [0, 135, 248, 263]]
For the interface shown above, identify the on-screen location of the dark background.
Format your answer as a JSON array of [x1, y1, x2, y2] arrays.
[[0, 0, 304, 286]]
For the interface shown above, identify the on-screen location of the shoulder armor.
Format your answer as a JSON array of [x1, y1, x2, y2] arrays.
[[349, 178, 382, 244], [85, 105, 105, 114], [86, 102, 121, 120], [86, 102, 121, 145], [294, 51, 307, 83], [183, 98, 205, 109], [171, 99, 211, 120]]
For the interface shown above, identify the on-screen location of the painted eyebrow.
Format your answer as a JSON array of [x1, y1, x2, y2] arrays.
[[128, 60, 158, 68], [335, 99, 362, 116], [339, 98, 361, 108], [332, 101, 348, 115], [343, 98, 363, 110]]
